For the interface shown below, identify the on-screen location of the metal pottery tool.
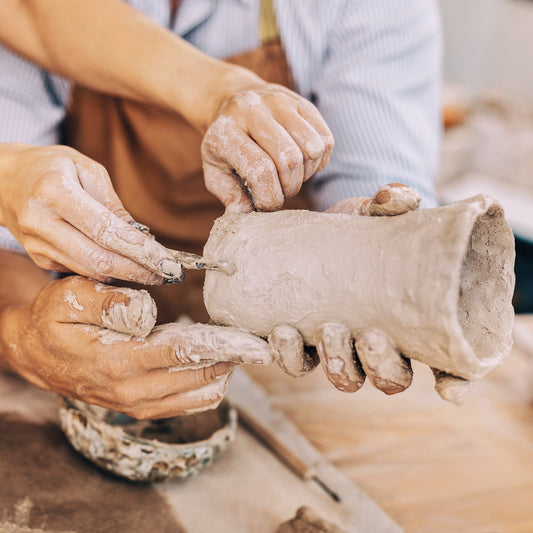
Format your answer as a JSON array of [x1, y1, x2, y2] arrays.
[[167, 249, 236, 276], [129, 221, 235, 275]]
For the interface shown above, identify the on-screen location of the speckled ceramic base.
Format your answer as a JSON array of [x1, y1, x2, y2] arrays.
[[59, 397, 237, 482]]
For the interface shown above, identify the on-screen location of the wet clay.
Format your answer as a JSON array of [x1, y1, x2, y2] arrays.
[[276, 506, 346, 533], [95, 284, 157, 337], [203, 195, 515, 381]]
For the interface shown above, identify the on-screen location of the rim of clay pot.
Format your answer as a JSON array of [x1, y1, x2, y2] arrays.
[[59, 396, 237, 449], [58, 396, 237, 482], [451, 195, 515, 378]]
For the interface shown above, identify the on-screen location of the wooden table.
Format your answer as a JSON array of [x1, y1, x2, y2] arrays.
[[247, 315, 533, 533]]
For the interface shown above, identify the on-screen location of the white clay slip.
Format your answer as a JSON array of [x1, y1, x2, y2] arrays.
[[100, 288, 157, 337], [203, 195, 515, 381]]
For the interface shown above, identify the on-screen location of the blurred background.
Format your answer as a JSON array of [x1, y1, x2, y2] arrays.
[[437, 0, 533, 312]]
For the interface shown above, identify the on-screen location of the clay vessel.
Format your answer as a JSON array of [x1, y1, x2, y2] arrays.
[[203, 195, 515, 380], [59, 397, 236, 482]]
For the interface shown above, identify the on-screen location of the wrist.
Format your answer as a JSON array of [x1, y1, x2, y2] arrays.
[[0, 250, 51, 375], [0, 143, 29, 227], [203, 65, 264, 129], [167, 61, 264, 133]]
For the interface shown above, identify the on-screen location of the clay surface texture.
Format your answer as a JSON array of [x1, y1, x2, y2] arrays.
[[203, 195, 515, 381]]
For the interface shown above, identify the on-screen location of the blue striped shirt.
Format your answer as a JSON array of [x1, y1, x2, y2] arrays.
[[0, 0, 442, 252]]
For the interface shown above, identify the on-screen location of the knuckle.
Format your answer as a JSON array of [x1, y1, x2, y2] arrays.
[[63, 276, 91, 298], [202, 168, 224, 195], [233, 90, 263, 111], [93, 217, 112, 243], [107, 205, 130, 221], [88, 160, 110, 180], [55, 145, 78, 157], [199, 365, 218, 386], [279, 148, 303, 174], [160, 345, 178, 367], [88, 248, 113, 276], [17, 207, 39, 234], [95, 352, 134, 383], [325, 132, 335, 150], [29, 253, 55, 271], [112, 383, 141, 408], [259, 157, 278, 180], [202, 116, 239, 156], [31, 172, 57, 200]]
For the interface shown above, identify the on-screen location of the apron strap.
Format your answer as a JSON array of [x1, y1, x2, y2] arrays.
[[260, 0, 280, 44]]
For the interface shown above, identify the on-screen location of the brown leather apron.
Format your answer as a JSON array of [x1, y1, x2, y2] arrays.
[[66, 0, 311, 323]]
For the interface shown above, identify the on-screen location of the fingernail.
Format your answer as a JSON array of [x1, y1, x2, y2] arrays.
[[115, 225, 144, 245], [129, 221, 153, 236], [305, 137, 325, 159], [159, 258, 184, 281], [374, 189, 391, 205], [164, 276, 184, 284], [163, 271, 185, 284]]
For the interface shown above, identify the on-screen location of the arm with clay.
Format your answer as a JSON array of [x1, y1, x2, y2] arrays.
[[0, 0, 333, 213], [0, 249, 272, 418]]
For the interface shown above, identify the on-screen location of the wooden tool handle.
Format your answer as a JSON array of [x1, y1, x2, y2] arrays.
[[236, 405, 313, 480]]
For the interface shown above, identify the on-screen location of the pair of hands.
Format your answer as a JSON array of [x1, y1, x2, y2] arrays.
[[0, 81, 336, 419], [0, 80, 464, 416], [0, 81, 333, 284], [1, 184, 443, 421], [1, 275, 270, 419]]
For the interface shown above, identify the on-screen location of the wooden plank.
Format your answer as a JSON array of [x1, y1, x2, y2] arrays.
[[246, 315, 533, 532], [227, 369, 402, 533]]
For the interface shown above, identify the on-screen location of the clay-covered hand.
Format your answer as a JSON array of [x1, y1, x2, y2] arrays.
[[0, 276, 271, 419], [201, 80, 334, 213], [0, 144, 183, 284], [271, 183, 419, 395]]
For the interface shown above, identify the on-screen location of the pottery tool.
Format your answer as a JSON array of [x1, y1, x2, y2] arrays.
[[129, 221, 235, 275], [167, 249, 236, 276], [235, 404, 341, 503]]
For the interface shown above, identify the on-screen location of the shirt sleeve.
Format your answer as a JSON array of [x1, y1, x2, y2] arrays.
[[0, 44, 71, 252], [308, 0, 442, 210]]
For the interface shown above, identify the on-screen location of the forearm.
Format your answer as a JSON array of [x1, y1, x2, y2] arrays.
[[0, 249, 52, 371], [0, 0, 259, 132]]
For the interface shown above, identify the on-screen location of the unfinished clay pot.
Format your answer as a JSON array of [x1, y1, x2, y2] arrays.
[[59, 397, 236, 482], [203, 195, 515, 381]]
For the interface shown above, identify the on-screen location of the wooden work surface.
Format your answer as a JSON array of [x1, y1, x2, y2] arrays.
[[247, 314, 533, 533]]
